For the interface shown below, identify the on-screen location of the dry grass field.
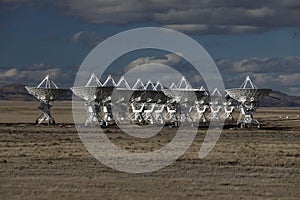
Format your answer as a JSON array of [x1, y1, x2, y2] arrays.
[[0, 100, 299, 199]]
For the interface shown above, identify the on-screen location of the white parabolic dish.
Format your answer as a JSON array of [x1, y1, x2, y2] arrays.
[[225, 88, 272, 102], [162, 89, 208, 102], [70, 86, 115, 101], [25, 86, 69, 101]]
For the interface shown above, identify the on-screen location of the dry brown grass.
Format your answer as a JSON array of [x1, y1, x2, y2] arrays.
[[0, 100, 299, 199]]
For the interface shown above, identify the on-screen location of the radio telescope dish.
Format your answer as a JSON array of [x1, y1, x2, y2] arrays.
[[162, 77, 207, 103], [71, 86, 115, 102], [225, 76, 272, 128], [225, 88, 271, 103], [25, 87, 69, 101], [226, 76, 271, 102], [131, 80, 168, 103], [25, 75, 69, 124], [71, 74, 117, 127], [161, 76, 209, 126], [71, 74, 115, 102]]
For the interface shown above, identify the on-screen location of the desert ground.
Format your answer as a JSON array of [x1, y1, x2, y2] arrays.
[[0, 100, 299, 199]]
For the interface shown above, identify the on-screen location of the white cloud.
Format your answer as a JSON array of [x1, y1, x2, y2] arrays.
[[124, 53, 183, 72], [0, 68, 18, 78], [17, 68, 62, 83], [278, 73, 300, 86], [163, 24, 264, 34], [123, 55, 300, 95], [123, 63, 183, 86], [217, 56, 300, 73], [69, 30, 104, 46], [0, 64, 76, 88], [70, 31, 85, 43], [216, 56, 300, 95], [246, 7, 275, 18]]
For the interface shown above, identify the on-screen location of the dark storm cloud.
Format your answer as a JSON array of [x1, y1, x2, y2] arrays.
[[2, 0, 300, 34], [56, 0, 300, 34]]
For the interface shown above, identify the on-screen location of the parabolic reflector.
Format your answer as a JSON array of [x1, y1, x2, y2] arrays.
[[163, 89, 208, 103], [25, 75, 69, 124], [225, 88, 272, 102], [71, 86, 115, 101], [111, 88, 169, 104], [25, 86, 69, 101]]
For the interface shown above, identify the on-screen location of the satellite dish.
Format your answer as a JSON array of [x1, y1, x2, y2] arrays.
[[225, 88, 271, 103], [71, 73, 115, 102], [225, 76, 272, 128], [162, 76, 208, 103], [70, 74, 116, 127], [161, 76, 209, 126], [71, 86, 115, 102], [138, 80, 168, 103], [25, 75, 69, 124], [226, 76, 271, 102]]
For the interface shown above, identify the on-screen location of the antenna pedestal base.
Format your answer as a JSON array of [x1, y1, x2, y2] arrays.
[[237, 106, 260, 128], [84, 102, 100, 127], [36, 101, 55, 125]]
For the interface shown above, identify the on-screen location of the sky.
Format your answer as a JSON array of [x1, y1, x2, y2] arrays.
[[0, 0, 300, 95]]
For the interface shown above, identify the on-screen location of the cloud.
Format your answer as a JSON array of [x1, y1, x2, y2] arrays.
[[163, 24, 265, 35], [3, 1, 300, 34], [215, 56, 300, 95], [0, 64, 77, 88], [278, 73, 300, 87], [124, 54, 300, 95], [248, 73, 300, 95], [69, 31, 104, 46], [0, 0, 29, 2], [217, 56, 300, 74], [55, 0, 300, 34], [124, 53, 183, 72], [125, 54, 300, 95], [0, 0, 33, 10], [0, 68, 18, 78], [59, 0, 151, 24], [70, 31, 85, 43], [124, 53, 208, 88], [1, 56, 300, 95], [0, 0, 30, 4], [122, 63, 183, 86]]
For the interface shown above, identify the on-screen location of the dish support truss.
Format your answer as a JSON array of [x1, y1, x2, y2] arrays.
[[25, 75, 69, 125]]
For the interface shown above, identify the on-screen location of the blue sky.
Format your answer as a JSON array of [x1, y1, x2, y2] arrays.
[[0, 0, 300, 95]]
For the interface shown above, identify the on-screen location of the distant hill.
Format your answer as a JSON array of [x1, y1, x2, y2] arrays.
[[0, 84, 300, 107], [0, 84, 71, 101], [260, 90, 300, 107], [0, 84, 35, 101]]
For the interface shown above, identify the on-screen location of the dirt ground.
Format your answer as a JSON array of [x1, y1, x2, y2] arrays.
[[0, 100, 299, 199]]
